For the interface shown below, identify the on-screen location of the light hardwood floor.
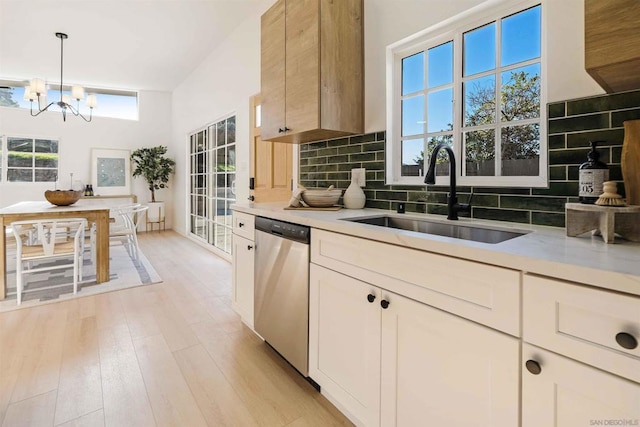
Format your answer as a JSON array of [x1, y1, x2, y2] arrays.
[[0, 231, 352, 427]]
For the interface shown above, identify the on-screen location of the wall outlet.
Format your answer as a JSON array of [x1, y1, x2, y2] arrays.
[[352, 168, 366, 187]]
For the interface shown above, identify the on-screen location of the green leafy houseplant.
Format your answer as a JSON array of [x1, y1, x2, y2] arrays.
[[131, 146, 176, 202]]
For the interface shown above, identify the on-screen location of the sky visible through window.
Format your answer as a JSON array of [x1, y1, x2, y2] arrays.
[[3, 86, 138, 120], [401, 5, 541, 170]]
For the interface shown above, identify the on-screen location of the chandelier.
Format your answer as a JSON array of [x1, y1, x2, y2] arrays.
[[24, 32, 97, 122]]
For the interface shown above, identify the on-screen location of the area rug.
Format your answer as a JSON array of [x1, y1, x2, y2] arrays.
[[0, 243, 162, 312]]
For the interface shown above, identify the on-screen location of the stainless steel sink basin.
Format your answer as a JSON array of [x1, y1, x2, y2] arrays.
[[342, 215, 528, 244]]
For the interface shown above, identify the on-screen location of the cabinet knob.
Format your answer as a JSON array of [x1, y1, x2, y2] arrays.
[[248, 195, 255, 201], [238, 222, 244, 228], [278, 127, 285, 133], [380, 299, 390, 309], [615, 332, 638, 350], [247, 245, 253, 250], [525, 360, 542, 375], [367, 294, 376, 303], [284, 127, 290, 132]]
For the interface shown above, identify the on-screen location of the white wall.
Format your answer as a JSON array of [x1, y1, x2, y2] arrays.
[[0, 90, 174, 226], [170, 0, 274, 235], [170, 0, 605, 235]]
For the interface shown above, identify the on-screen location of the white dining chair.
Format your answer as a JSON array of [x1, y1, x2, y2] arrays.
[[110, 204, 148, 261], [11, 218, 86, 305]]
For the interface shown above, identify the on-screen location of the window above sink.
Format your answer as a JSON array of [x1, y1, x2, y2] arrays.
[[386, 0, 547, 189]]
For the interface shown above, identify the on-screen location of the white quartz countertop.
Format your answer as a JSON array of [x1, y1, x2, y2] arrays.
[[232, 202, 640, 296]]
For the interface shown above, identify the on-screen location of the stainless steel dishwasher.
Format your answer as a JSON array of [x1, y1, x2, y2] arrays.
[[254, 216, 311, 376]]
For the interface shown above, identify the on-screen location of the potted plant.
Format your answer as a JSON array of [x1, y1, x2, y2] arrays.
[[130, 145, 176, 230]]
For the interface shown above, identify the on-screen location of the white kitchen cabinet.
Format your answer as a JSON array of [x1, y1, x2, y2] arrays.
[[309, 264, 381, 427], [380, 289, 520, 427], [309, 263, 519, 427], [232, 212, 255, 328], [523, 274, 640, 383], [522, 344, 640, 427]]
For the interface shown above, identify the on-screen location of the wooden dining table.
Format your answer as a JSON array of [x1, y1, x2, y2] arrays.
[[0, 200, 111, 300]]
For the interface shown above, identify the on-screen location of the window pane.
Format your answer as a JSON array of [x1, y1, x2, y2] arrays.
[[426, 135, 453, 177], [8, 137, 32, 152], [402, 52, 424, 95], [501, 64, 540, 121], [35, 169, 57, 182], [464, 75, 496, 127], [8, 152, 33, 167], [35, 139, 58, 153], [227, 173, 236, 201], [7, 169, 33, 182], [427, 88, 453, 133], [88, 92, 138, 121], [501, 5, 541, 67], [216, 121, 226, 146], [464, 129, 495, 176], [34, 153, 58, 168], [227, 116, 236, 144], [463, 23, 496, 76], [401, 138, 424, 177], [428, 42, 453, 88], [227, 145, 236, 171], [0, 87, 20, 107], [501, 124, 540, 176], [196, 152, 205, 174], [402, 96, 424, 136]]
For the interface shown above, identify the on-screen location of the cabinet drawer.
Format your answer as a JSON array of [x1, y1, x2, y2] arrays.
[[232, 212, 255, 240], [311, 229, 520, 336], [523, 274, 640, 382]]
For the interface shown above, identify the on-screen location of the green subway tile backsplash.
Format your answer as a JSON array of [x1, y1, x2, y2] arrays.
[[548, 113, 609, 134], [548, 102, 566, 118], [611, 109, 640, 127], [297, 89, 640, 228], [565, 129, 624, 148]]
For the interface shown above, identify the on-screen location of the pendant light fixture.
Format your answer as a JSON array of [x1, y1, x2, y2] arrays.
[[24, 32, 97, 122]]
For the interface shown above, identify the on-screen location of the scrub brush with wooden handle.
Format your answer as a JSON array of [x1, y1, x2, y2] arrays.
[[595, 181, 626, 206]]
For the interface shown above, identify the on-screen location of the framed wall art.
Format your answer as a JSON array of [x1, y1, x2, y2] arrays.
[[91, 148, 131, 196]]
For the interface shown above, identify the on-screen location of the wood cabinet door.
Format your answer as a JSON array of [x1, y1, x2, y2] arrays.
[[232, 234, 254, 328], [522, 343, 640, 427], [309, 264, 381, 427], [260, 0, 286, 141], [250, 94, 293, 203], [284, 0, 320, 135], [380, 292, 520, 427]]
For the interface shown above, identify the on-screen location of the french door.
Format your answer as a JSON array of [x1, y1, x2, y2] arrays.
[[188, 115, 236, 254]]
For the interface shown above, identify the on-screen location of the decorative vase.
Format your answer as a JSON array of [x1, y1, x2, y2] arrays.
[[622, 119, 640, 205], [343, 177, 365, 209]]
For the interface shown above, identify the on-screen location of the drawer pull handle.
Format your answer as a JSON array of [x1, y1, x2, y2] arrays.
[[367, 294, 376, 303], [615, 332, 638, 350], [238, 222, 244, 228], [525, 360, 541, 375], [380, 299, 390, 309], [247, 245, 253, 250]]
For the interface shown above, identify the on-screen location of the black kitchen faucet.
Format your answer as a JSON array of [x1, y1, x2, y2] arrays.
[[424, 143, 472, 220]]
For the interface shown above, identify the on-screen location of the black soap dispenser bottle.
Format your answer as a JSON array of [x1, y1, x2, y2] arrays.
[[579, 141, 609, 204]]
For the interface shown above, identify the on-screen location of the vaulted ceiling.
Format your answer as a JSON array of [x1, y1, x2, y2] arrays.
[[0, 0, 263, 92]]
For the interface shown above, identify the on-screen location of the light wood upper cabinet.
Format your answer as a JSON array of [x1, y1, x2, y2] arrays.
[[585, 0, 640, 93], [260, 0, 363, 144]]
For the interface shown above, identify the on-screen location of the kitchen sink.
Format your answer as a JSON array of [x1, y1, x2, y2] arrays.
[[342, 215, 529, 244]]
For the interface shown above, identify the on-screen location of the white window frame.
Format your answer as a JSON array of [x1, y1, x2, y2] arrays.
[[386, 0, 547, 188], [0, 134, 60, 183]]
